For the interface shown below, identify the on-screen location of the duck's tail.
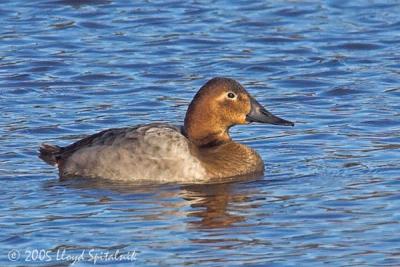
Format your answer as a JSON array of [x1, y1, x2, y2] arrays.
[[39, 143, 61, 166]]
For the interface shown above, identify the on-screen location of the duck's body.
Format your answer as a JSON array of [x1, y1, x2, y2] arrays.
[[40, 123, 263, 182], [40, 77, 293, 183]]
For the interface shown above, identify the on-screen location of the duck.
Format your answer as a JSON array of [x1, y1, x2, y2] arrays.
[[39, 77, 294, 183]]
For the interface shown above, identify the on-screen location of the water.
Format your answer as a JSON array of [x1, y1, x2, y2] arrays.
[[1, 0, 399, 266]]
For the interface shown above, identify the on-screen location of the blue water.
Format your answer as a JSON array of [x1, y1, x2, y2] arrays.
[[1, 0, 400, 266]]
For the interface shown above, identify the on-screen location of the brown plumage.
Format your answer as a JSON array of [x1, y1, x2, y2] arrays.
[[39, 77, 293, 183], [184, 77, 252, 147]]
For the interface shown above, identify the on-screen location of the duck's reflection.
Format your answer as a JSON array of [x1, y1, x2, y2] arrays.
[[180, 182, 248, 229], [44, 174, 262, 229]]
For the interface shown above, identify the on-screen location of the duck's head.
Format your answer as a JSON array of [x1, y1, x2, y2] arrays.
[[184, 77, 294, 147]]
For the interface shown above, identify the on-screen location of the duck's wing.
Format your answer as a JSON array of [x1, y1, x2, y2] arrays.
[[39, 123, 176, 165], [61, 127, 138, 156], [60, 123, 181, 159], [40, 125, 140, 166]]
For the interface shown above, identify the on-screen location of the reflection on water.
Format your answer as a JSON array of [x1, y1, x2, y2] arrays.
[[50, 176, 260, 230], [1, 0, 400, 266], [181, 183, 250, 229]]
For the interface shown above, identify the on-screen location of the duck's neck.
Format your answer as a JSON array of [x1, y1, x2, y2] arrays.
[[184, 108, 231, 147], [185, 128, 231, 147]]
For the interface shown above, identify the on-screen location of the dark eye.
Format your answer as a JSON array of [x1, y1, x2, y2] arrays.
[[227, 92, 236, 99]]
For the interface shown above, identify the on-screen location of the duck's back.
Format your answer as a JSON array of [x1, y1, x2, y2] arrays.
[[53, 123, 206, 182]]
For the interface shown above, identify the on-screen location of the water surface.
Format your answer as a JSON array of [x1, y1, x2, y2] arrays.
[[1, 0, 399, 266]]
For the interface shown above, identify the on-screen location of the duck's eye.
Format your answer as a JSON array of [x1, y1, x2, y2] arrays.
[[227, 92, 236, 99]]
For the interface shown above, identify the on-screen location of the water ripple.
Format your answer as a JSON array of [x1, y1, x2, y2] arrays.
[[1, 0, 399, 266]]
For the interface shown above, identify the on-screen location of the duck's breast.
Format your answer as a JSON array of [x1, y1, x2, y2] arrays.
[[197, 142, 264, 178], [60, 124, 207, 182]]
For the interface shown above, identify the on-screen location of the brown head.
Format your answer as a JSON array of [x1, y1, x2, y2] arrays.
[[184, 77, 294, 147]]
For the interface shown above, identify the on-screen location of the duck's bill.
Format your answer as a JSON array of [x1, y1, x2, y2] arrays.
[[246, 97, 294, 126]]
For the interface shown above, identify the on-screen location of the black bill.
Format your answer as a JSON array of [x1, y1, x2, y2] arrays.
[[246, 97, 294, 126]]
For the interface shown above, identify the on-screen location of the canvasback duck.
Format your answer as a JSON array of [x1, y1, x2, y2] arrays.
[[39, 77, 294, 183]]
